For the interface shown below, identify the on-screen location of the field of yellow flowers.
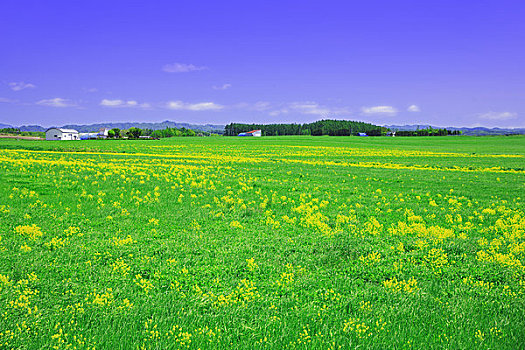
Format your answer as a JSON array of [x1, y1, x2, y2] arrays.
[[0, 135, 524, 349]]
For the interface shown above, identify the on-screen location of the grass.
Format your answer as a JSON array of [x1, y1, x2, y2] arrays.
[[0, 135, 524, 349]]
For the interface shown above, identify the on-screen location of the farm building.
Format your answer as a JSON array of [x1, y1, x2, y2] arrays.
[[79, 133, 99, 140], [45, 128, 79, 141], [238, 129, 262, 137], [97, 128, 111, 138], [79, 128, 111, 140]]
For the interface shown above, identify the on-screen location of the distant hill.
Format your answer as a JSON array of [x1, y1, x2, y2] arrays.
[[17, 125, 46, 132], [384, 125, 525, 136], [6, 121, 225, 133]]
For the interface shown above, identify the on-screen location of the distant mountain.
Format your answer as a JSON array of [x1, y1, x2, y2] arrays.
[[384, 125, 525, 136], [18, 125, 46, 132], [1, 123, 46, 132], [8, 120, 225, 133], [447, 127, 525, 136]]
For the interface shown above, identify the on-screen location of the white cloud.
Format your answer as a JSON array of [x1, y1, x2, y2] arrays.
[[407, 104, 420, 112], [37, 98, 76, 107], [9, 82, 36, 91], [84, 87, 98, 93], [0, 97, 13, 103], [213, 83, 232, 90], [100, 99, 150, 109], [293, 102, 349, 116], [289, 102, 331, 115], [269, 109, 288, 117], [266, 102, 350, 117], [478, 111, 517, 120], [100, 99, 124, 106], [361, 105, 398, 116], [234, 101, 272, 111], [252, 101, 271, 111], [163, 63, 208, 73], [166, 101, 223, 111]]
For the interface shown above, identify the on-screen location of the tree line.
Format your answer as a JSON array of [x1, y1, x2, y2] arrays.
[[106, 127, 212, 139], [224, 120, 384, 136], [0, 128, 45, 137], [224, 120, 461, 137], [117, 125, 461, 138], [394, 128, 461, 136]]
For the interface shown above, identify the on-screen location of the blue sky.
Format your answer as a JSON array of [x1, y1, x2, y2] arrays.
[[1, 0, 524, 128]]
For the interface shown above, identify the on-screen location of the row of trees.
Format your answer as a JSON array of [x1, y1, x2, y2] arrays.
[[394, 128, 462, 136], [0, 127, 21, 134], [0, 128, 45, 137], [110, 125, 461, 138], [105, 127, 211, 139], [224, 120, 384, 136], [150, 127, 201, 138], [308, 120, 386, 136], [225, 121, 461, 137]]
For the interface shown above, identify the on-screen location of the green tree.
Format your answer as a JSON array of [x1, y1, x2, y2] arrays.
[[151, 130, 162, 138], [183, 128, 196, 137], [128, 127, 143, 139], [110, 128, 121, 138]]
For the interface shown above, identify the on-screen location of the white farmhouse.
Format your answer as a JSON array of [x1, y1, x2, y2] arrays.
[[45, 128, 80, 141], [97, 128, 111, 138]]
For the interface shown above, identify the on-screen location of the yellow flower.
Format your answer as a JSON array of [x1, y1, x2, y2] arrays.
[[229, 220, 244, 230], [15, 224, 43, 240]]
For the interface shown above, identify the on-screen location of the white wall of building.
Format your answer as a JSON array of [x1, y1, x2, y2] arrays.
[[46, 128, 79, 141]]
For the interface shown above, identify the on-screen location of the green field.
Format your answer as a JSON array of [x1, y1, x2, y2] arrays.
[[1, 136, 524, 349]]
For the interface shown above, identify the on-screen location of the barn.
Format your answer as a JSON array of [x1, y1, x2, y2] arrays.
[[45, 128, 80, 141], [79, 133, 98, 140], [238, 129, 262, 137]]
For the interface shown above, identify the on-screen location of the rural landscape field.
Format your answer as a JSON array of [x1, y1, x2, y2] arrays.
[[0, 136, 524, 349]]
